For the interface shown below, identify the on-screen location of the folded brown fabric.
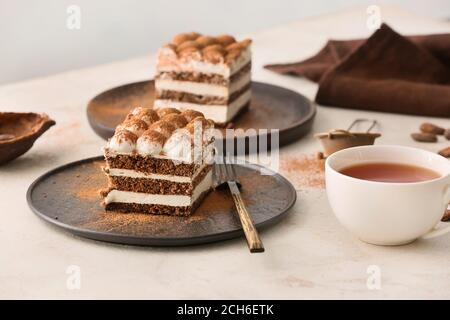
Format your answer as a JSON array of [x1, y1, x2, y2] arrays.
[[265, 24, 450, 117]]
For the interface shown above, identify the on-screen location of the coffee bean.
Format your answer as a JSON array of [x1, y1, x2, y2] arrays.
[[444, 128, 450, 140], [442, 207, 450, 222], [438, 146, 450, 158], [420, 122, 445, 135], [411, 132, 438, 143]]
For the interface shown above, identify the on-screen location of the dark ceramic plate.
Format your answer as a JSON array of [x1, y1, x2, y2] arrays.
[[86, 81, 315, 152], [27, 156, 297, 246]]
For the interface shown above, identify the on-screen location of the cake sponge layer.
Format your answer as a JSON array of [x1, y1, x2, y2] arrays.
[[104, 189, 210, 216], [102, 170, 213, 216], [106, 165, 211, 195]]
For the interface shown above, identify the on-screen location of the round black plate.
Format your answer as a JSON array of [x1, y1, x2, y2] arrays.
[[27, 157, 297, 246], [87, 81, 316, 150]]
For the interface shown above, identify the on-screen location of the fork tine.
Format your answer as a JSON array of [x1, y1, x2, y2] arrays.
[[213, 163, 219, 184], [221, 154, 263, 252], [224, 155, 241, 185], [216, 161, 223, 183], [216, 158, 227, 186], [224, 156, 234, 181], [229, 159, 240, 184]]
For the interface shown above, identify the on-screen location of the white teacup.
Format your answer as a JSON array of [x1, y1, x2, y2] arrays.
[[325, 145, 450, 245]]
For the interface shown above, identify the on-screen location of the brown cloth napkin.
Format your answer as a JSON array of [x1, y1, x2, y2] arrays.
[[265, 24, 450, 118]]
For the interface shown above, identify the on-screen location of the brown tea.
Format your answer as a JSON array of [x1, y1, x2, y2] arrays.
[[340, 162, 440, 183]]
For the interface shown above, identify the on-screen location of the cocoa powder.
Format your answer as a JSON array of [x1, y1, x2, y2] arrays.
[[280, 154, 325, 189], [75, 170, 258, 234], [65, 157, 282, 240]]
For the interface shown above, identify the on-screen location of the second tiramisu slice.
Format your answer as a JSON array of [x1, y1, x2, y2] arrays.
[[154, 32, 252, 125]]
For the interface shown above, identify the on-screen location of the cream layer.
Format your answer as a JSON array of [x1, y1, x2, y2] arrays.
[[156, 47, 251, 78], [155, 72, 251, 97], [154, 90, 251, 123], [104, 141, 215, 163], [106, 163, 208, 183], [103, 170, 213, 206]]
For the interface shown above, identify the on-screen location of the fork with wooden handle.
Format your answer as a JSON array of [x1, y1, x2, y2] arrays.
[[215, 157, 264, 253]]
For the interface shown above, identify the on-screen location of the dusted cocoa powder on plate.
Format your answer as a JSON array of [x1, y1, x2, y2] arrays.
[[280, 154, 325, 189]]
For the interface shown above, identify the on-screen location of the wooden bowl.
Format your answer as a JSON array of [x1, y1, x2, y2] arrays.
[[0, 112, 55, 165]]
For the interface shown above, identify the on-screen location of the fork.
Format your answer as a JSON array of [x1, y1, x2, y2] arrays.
[[215, 157, 265, 253]]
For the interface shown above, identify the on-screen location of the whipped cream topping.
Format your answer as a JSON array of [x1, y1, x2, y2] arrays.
[[136, 130, 165, 155], [163, 129, 193, 162], [117, 119, 148, 136], [108, 130, 137, 154], [156, 32, 252, 77], [106, 107, 215, 159]]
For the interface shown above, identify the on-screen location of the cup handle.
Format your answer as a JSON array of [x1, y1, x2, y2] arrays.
[[421, 184, 450, 240]]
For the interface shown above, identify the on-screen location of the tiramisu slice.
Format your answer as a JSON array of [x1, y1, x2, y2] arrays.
[[101, 107, 215, 216], [154, 32, 252, 125]]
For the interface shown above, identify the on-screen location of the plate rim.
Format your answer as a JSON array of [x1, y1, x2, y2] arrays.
[[86, 80, 316, 144], [26, 156, 297, 247]]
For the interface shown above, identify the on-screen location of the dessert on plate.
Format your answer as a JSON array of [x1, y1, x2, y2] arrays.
[[101, 107, 215, 216], [154, 32, 252, 125]]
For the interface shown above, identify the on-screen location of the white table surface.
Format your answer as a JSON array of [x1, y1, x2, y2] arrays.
[[1, 6, 450, 299]]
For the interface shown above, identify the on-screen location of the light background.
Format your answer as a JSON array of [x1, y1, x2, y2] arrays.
[[1, 0, 449, 84]]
